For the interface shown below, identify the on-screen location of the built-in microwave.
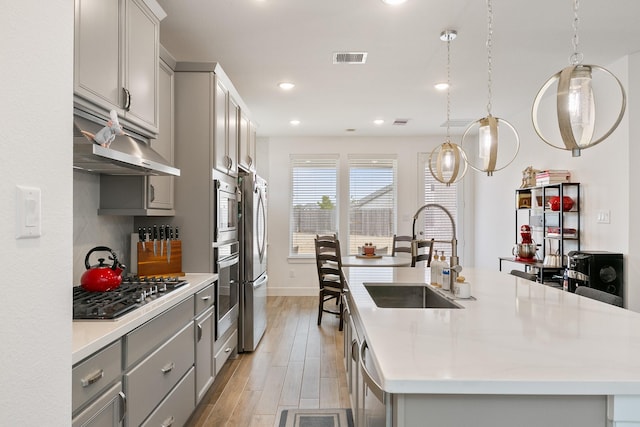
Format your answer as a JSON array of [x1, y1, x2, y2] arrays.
[[214, 172, 239, 244]]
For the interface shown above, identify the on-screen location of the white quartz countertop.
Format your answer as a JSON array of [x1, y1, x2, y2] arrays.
[[345, 266, 640, 396], [72, 273, 216, 365]]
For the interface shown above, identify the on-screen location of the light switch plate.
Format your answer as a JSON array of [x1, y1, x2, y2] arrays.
[[597, 210, 611, 224], [16, 185, 41, 238]]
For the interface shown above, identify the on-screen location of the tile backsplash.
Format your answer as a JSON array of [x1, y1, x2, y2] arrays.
[[73, 171, 133, 285]]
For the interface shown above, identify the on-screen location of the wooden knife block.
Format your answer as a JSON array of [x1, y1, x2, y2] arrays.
[[136, 240, 184, 277]]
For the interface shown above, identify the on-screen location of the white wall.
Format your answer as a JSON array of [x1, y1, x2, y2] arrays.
[[0, 1, 73, 424]]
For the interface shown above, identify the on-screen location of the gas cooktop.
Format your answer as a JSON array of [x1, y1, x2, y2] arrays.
[[73, 276, 189, 320]]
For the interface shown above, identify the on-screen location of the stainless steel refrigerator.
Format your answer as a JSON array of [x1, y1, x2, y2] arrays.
[[238, 172, 268, 352]]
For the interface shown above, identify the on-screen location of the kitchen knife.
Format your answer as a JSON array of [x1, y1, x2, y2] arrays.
[[159, 225, 165, 256], [138, 227, 146, 251], [175, 226, 179, 240], [152, 225, 158, 256], [166, 225, 172, 263]]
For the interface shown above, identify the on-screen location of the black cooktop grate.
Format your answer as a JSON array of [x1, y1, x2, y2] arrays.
[[73, 277, 188, 320]]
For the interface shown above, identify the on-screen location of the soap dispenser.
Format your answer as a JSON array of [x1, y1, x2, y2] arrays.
[[430, 251, 442, 287], [440, 254, 450, 291]]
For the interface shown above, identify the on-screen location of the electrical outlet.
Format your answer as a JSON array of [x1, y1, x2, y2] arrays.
[[597, 210, 611, 224]]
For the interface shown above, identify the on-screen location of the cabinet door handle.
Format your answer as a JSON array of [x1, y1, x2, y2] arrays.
[[80, 369, 104, 387], [149, 184, 155, 202], [201, 295, 211, 301], [161, 362, 175, 374], [247, 156, 253, 168], [225, 347, 232, 353], [118, 391, 126, 423], [197, 324, 203, 342], [161, 416, 175, 427], [123, 87, 131, 111]]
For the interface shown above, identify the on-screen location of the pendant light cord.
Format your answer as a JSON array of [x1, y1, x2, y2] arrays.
[[570, 0, 583, 65], [486, 0, 493, 116], [446, 37, 451, 142]]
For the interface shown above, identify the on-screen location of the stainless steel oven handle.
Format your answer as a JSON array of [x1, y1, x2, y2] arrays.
[[218, 254, 239, 269]]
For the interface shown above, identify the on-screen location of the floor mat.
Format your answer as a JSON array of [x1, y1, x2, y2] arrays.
[[278, 408, 354, 427]]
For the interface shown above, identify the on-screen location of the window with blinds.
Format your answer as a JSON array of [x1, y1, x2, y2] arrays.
[[289, 155, 339, 257], [420, 155, 458, 259], [348, 156, 397, 255]]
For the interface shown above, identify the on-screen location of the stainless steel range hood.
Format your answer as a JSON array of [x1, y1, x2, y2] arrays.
[[73, 109, 180, 176]]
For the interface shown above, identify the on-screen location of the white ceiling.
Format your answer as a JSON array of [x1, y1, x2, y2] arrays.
[[157, 0, 640, 138]]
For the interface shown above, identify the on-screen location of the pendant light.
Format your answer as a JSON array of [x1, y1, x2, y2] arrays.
[[532, 0, 626, 157], [429, 30, 467, 186], [461, 0, 519, 176]]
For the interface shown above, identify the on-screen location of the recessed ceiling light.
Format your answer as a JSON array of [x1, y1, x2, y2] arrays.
[[382, 0, 407, 5], [290, 120, 300, 126], [434, 82, 449, 91], [278, 82, 295, 90], [373, 119, 384, 125]]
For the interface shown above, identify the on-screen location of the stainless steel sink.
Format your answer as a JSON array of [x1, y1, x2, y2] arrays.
[[364, 283, 463, 309]]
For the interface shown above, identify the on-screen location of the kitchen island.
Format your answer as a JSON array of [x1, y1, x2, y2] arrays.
[[344, 266, 640, 427]]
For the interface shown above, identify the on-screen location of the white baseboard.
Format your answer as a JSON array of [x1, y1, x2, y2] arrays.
[[267, 286, 317, 297]]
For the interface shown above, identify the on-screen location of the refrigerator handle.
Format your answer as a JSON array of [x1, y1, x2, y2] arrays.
[[253, 274, 268, 289]]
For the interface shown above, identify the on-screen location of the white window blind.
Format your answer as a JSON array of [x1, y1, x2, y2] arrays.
[[420, 155, 458, 259], [289, 155, 339, 257], [348, 157, 397, 255]]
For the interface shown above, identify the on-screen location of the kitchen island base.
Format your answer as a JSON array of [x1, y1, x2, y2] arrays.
[[394, 394, 606, 427]]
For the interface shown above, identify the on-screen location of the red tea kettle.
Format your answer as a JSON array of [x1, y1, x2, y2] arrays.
[[81, 246, 126, 292]]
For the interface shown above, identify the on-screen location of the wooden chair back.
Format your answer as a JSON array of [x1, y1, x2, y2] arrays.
[[411, 239, 435, 267], [392, 234, 412, 256]]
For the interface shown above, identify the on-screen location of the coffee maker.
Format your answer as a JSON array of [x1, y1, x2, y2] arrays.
[[566, 251, 623, 297]]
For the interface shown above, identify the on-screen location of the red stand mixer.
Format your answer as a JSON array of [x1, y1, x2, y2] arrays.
[[513, 225, 538, 261]]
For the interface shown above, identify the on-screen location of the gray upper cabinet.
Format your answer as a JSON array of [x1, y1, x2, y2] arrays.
[[213, 80, 239, 177], [97, 46, 175, 216], [147, 52, 175, 210], [74, 0, 163, 137], [239, 111, 257, 172]]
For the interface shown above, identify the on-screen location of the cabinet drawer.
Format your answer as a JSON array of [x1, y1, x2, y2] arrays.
[[125, 322, 195, 427], [214, 328, 237, 376], [126, 296, 194, 367], [141, 367, 195, 427], [195, 283, 215, 315], [72, 340, 122, 413]]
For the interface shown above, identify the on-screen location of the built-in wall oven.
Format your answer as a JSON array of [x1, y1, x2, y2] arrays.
[[214, 241, 239, 340], [213, 171, 240, 340]]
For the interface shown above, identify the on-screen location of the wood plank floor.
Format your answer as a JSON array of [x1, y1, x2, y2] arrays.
[[186, 296, 349, 427]]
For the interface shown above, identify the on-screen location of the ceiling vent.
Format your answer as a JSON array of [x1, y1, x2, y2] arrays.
[[392, 119, 410, 126], [440, 119, 474, 127], [333, 52, 368, 64]]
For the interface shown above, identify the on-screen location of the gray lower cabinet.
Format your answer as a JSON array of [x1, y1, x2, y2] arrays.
[[72, 281, 235, 426], [195, 306, 215, 403], [72, 382, 125, 427], [125, 304, 195, 427], [72, 340, 124, 427], [141, 367, 196, 427]]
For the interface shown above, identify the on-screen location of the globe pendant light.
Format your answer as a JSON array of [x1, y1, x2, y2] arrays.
[[461, 0, 519, 176], [532, 0, 626, 157], [429, 30, 467, 186]]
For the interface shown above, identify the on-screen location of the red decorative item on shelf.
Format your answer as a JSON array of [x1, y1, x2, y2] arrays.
[[548, 196, 574, 211], [520, 224, 533, 244]]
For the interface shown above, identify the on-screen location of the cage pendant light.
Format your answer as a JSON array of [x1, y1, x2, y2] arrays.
[[532, 0, 626, 157], [461, 0, 519, 176], [429, 30, 467, 186]]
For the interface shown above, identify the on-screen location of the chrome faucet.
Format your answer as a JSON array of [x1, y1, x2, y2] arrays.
[[411, 203, 461, 281]]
